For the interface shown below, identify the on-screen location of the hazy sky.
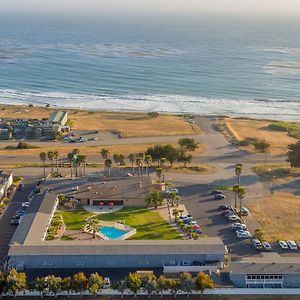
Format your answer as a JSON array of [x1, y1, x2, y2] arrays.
[[1, 0, 300, 17]]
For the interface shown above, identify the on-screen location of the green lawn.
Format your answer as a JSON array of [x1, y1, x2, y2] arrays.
[[62, 207, 181, 240], [62, 208, 93, 230]]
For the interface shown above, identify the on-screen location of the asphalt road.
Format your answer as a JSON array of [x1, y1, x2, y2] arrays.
[[0, 177, 37, 265]]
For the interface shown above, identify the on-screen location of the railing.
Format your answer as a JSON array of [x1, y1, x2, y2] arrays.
[[163, 264, 219, 273]]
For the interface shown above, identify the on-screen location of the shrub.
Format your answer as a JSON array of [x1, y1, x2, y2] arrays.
[[148, 112, 159, 117], [17, 142, 38, 149]]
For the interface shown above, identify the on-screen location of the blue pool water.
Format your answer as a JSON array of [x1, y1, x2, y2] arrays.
[[99, 226, 127, 240]]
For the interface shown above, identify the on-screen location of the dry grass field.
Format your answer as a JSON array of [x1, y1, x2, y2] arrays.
[[220, 118, 297, 155], [248, 192, 300, 241], [0, 105, 200, 137]]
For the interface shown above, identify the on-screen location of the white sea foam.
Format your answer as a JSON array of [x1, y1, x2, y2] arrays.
[[0, 89, 299, 121]]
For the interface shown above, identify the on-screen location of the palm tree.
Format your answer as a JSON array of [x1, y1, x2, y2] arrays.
[[232, 184, 239, 209], [67, 153, 74, 178], [53, 150, 59, 174], [119, 154, 125, 176], [254, 140, 271, 169], [80, 154, 87, 177], [39, 152, 47, 178], [156, 275, 167, 298], [233, 184, 246, 215], [145, 191, 164, 209], [113, 154, 120, 176], [128, 153, 136, 175], [136, 157, 143, 176], [144, 155, 152, 176], [104, 159, 112, 176], [160, 158, 167, 182], [156, 168, 163, 182], [235, 163, 243, 185], [180, 272, 195, 297], [47, 151, 54, 175], [100, 148, 109, 160], [168, 191, 178, 206], [86, 218, 101, 239], [77, 154, 87, 177], [178, 151, 193, 167]]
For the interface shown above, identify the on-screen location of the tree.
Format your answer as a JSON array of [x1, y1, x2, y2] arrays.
[[235, 163, 243, 185], [180, 272, 195, 297], [53, 150, 59, 174], [104, 159, 112, 176], [177, 151, 192, 166], [178, 138, 199, 151], [168, 191, 179, 207], [88, 272, 103, 295], [119, 154, 126, 176], [113, 154, 121, 176], [6, 268, 26, 298], [34, 277, 47, 298], [172, 208, 179, 219], [156, 167, 163, 182], [47, 275, 62, 297], [142, 273, 157, 298], [195, 272, 214, 294], [100, 148, 109, 160], [166, 278, 180, 297], [232, 184, 246, 214], [67, 153, 74, 177], [254, 228, 264, 241], [77, 154, 87, 177], [156, 275, 167, 298], [47, 151, 55, 175], [145, 144, 178, 166], [72, 272, 87, 296], [128, 153, 136, 174], [39, 152, 47, 178], [126, 272, 142, 297], [61, 277, 72, 298], [254, 140, 270, 168], [135, 157, 143, 176], [287, 141, 300, 168], [160, 158, 167, 182], [113, 280, 127, 299], [145, 191, 164, 209], [86, 218, 101, 239], [0, 271, 7, 296], [144, 155, 152, 176]]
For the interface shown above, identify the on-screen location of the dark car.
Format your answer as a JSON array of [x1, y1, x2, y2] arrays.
[[10, 219, 20, 225], [218, 205, 230, 211], [210, 190, 223, 195], [18, 183, 24, 191], [214, 194, 226, 200], [34, 188, 42, 194]]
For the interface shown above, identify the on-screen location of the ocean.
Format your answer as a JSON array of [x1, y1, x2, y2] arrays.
[[0, 15, 300, 120]]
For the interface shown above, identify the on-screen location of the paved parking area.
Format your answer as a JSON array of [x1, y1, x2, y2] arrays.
[[0, 177, 37, 264]]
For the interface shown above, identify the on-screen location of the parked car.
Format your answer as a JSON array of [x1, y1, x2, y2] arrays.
[[16, 209, 25, 215], [236, 230, 252, 239], [221, 210, 233, 216], [240, 207, 249, 216], [278, 240, 288, 249], [297, 241, 300, 248], [252, 239, 263, 250], [102, 277, 110, 288], [232, 223, 247, 231], [213, 194, 225, 200], [166, 188, 179, 195], [228, 215, 241, 222], [22, 202, 30, 208], [211, 190, 223, 195], [10, 219, 20, 225], [179, 214, 192, 220], [218, 205, 230, 211], [287, 240, 298, 250], [262, 241, 272, 251], [18, 183, 24, 191], [34, 188, 42, 194]]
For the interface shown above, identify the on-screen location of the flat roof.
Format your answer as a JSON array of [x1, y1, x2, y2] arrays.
[[0, 170, 13, 186], [48, 111, 67, 124], [229, 253, 300, 275], [9, 191, 227, 257]]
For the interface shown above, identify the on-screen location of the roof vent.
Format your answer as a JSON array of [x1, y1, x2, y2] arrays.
[[290, 265, 293, 268], [252, 262, 255, 265]]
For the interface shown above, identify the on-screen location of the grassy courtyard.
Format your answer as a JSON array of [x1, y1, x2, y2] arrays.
[[62, 207, 181, 240]]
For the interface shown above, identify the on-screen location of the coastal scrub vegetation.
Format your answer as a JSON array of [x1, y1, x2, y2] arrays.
[[268, 121, 300, 139]]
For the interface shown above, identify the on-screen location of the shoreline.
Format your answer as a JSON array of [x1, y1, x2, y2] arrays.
[[0, 102, 299, 123]]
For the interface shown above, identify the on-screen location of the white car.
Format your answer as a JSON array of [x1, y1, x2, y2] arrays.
[[252, 239, 263, 250], [297, 241, 300, 248], [287, 240, 298, 250], [166, 188, 179, 194], [236, 230, 252, 239], [22, 202, 30, 207], [228, 215, 241, 222], [232, 223, 247, 231], [262, 241, 272, 251], [278, 240, 288, 249]]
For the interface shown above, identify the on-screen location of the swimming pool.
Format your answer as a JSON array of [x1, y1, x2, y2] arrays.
[[99, 226, 127, 240]]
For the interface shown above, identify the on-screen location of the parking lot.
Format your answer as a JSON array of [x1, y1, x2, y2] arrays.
[[0, 177, 38, 265], [176, 182, 300, 258]]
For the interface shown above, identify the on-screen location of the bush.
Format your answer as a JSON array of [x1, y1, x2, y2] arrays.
[[268, 122, 300, 139], [238, 137, 259, 146], [17, 142, 38, 149], [148, 112, 159, 117]]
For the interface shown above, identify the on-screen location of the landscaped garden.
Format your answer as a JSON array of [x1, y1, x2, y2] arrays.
[[62, 207, 181, 240]]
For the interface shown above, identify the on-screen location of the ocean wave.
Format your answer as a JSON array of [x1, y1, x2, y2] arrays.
[[0, 89, 300, 121]]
